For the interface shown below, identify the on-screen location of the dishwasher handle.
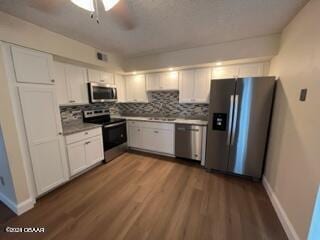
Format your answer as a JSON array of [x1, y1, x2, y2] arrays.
[[176, 126, 201, 132]]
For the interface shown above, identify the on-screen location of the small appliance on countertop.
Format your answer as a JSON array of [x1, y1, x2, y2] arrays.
[[83, 109, 127, 162]]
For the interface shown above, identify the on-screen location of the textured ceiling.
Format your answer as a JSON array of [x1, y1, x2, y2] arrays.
[[0, 0, 308, 57]]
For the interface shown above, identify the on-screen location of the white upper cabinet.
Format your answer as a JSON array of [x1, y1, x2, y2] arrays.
[[159, 71, 179, 90], [146, 73, 161, 91], [238, 63, 264, 77], [179, 68, 211, 103], [146, 71, 179, 91], [212, 65, 239, 79], [193, 68, 211, 103], [53, 62, 69, 105], [115, 74, 126, 102], [87, 69, 101, 82], [179, 70, 194, 103], [65, 64, 88, 104], [11, 46, 54, 85], [100, 71, 114, 84], [54, 62, 88, 105], [87, 69, 114, 84], [212, 62, 268, 79], [125, 74, 148, 102]]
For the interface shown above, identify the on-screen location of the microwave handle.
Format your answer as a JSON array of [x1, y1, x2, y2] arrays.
[[113, 88, 117, 99]]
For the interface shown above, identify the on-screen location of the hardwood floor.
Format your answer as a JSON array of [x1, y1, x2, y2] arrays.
[[0, 152, 287, 240]]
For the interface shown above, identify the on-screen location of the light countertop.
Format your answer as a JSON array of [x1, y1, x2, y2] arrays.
[[62, 121, 102, 136], [114, 116, 208, 126]]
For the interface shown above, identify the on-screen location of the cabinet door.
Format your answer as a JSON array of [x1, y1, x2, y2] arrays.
[[87, 69, 101, 83], [101, 71, 114, 84], [160, 71, 179, 90], [53, 62, 68, 105], [194, 68, 211, 103], [142, 128, 156, 151], [154, 129, 174, 154], [128, 126, 143, 148], [18, 86, 67, 195], [125, 75, 135, 101], [146, 73, 160, 91], [115, 74, 126, 102], [85, 136, 104, 166], [65, 64, 88, 104], [179, 70, 195, 103], [238, 63, 264, 77], [125, 75, 147, 102], [67, 141, 87, 176], [11, 46, 54, 85], [212, 66, 239, 79]]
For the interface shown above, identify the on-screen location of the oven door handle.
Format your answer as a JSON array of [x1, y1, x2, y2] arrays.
[[104, 121, 126, 128]]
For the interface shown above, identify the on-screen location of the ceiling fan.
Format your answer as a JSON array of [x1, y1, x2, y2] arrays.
[[28, 0, 136, 30]]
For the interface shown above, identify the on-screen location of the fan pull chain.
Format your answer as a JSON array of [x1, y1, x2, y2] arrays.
[[94, 0, 100, 24]]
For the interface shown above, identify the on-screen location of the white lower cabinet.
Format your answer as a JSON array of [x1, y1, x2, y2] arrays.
[[127, 121, 174, 155], [65, 128, 104, 176]]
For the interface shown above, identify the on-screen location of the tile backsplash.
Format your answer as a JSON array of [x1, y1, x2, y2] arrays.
[[60, 91, 208, 124]]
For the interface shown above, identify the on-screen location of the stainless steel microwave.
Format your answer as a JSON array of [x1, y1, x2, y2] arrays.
[[88, 82, 117, 103]]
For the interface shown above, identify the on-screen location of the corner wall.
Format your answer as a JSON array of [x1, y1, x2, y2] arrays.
[[0, 125, 16, 206], [0, 11, 124, 72], [265, 0, 320, 239]]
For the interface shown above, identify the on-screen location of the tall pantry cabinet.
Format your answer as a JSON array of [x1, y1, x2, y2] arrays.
[[10, 45, 69, 196]]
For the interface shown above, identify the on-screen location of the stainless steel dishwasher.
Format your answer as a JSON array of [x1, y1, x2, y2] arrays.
[[175, 124, 204, 161]]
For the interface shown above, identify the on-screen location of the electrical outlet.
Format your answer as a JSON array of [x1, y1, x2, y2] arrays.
[[0, 176, 5, 186]]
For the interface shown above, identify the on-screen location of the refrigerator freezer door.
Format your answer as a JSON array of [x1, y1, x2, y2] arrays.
[[227, 77, 275, 178], [205, 79, 236, 171]]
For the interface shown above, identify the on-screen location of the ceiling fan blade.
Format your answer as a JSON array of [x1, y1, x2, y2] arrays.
[[27, 0, 67, 13], [110, 0, 136, 30]]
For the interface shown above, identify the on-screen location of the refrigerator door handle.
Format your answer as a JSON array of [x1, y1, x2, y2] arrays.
[[231, 94, 239, 145], [227, 95, 234, 145]]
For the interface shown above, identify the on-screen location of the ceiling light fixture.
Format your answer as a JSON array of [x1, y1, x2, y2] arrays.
[[216, 62, 222, 66], [102, 0, 120, 11], [70, 0, 120, 23], [169, 68, 173, 71]]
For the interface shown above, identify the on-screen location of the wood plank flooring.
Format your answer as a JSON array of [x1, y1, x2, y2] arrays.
[[0, 152, 287, 240]]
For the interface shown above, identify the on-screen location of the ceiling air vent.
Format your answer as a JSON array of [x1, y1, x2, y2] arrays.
[[97, 52, 108, 62]]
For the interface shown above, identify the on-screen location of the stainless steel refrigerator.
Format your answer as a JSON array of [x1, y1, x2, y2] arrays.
[[205, 77, 275, 179]]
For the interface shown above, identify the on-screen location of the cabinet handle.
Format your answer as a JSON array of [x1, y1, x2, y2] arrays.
[[69, 100, 75, 103], [58, 132, 63, 135], [84, 132, 88, 135], [51, 79, 55, 83], [154, 131, 159, 133], [85, 141, 91, 145]]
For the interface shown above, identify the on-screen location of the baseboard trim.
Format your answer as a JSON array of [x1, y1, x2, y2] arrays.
[[16, 197, 35, 215], [0, 191, 17, 213], [262, 176, 300, 240], [0, 192, 34, 215]]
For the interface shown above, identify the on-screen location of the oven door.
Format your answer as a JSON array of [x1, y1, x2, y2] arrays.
[[88, 82, 117, 103], [103, 122, 127, 151]]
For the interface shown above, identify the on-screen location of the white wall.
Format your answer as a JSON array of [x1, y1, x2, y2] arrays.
[[0, 125, 16, 204], [124, 34, 280, 71], [265, 0, 320, 239], [0, 11, 124, 72]]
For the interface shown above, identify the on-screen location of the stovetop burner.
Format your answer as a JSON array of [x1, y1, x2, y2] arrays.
[[82, 109, 125, 126]]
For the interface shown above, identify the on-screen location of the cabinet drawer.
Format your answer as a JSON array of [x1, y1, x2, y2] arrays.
[[127, 120, 141, 127], [142, 122, 174, 130], [65, 127, 102, 144]]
